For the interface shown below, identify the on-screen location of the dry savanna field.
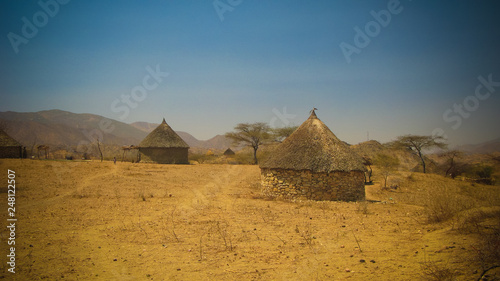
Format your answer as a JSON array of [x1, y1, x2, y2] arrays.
[[0, 159, 499, 280]]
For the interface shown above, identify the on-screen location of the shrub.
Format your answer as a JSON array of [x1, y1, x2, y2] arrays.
[[465, 164, 495, 185]]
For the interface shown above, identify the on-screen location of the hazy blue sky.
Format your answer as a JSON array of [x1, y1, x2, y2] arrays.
[[1, 0, 499, 145]]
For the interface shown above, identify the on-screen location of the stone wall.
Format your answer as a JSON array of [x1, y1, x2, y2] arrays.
[[260, 168, 365, 201], [0, 146, 22, 159], [139, 147, 189, 164]]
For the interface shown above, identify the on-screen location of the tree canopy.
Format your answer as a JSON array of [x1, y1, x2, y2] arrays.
[[374, 153, 400, 188], [391, 134, 447, 173], [272, 126, 298, 142], [225, 122, 272, 164]]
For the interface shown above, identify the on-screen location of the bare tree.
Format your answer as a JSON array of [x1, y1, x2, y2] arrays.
[[30, 136, 38, 158], [225, 122, 272, 164], [96, 138, 103, 162], [438, 149, 464, 178], [390, 134, 447, 173]]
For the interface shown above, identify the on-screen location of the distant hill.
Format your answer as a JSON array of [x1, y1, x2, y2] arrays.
[[200, 135, 234, 150], [0, 110, 235, 152], [129, 121, 159, 134], [351, 140, 421, 171], [350, 140, 386, 158], [458, 138, 500, 154], [130, 121, 234, 150], [0, 110, 147, 148]]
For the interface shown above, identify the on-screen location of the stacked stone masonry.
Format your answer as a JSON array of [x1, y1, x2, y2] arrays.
[[260, 168, 365, 201]]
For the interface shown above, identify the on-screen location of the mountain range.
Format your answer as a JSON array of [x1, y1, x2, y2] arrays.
[[0, 109, 498, 155], [457, 138, 500, 154], [0, 110, 233, 151]]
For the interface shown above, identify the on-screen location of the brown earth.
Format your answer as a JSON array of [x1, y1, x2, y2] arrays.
[[0, 159, 499, 280]]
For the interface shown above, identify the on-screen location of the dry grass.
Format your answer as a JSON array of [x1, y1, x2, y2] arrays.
[[0, 159, 499, 280]]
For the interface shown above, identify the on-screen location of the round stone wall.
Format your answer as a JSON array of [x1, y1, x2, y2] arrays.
[[260, 168, 365, 201]]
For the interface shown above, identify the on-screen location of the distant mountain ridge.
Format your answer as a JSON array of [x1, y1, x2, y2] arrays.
[[130, 121, 233, 150], [0, 110, 233, 151], [458, 138, 500, 154], [5, 109, 496, 155]]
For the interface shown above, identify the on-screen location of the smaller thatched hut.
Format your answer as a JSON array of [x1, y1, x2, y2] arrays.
[[259, 110, 366, 201], [0, 128, 22, 158], [138, 119, 189, 164], [223, 148, 235, 156]]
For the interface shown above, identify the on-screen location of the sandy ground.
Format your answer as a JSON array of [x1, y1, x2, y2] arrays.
[[0, 159, 498, 280]]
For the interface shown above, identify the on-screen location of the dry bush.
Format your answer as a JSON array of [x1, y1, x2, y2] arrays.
[[458, 208, 500, 271], [203, 219, 235, 252], [420, 261, 458, 281], [424, 188, 474, 223], [356, 201, 369, 215], [391, 173, 493, 224], [233, 152, 254, 164], [459, 184, 500, 207], [295, 223, 315, 249], [188, 153, 217, 164]]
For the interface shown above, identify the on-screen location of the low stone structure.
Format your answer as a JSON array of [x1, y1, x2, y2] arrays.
[[0, 128, 23, 158], [139, 147, 188, 164], [259, 109, 366, 201], [261, 168, 365, 201]]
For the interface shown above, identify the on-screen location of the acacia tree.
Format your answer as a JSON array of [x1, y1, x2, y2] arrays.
[[391, 134, 447, 173], [374, 153, 400, 188], [272, 126, 298, 142], [225, 122, 272, 164]]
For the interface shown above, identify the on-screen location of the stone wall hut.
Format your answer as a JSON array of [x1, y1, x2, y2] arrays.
[[138, 118, 189, 164], [223, 148, 235, 156], [0, 128, 22, 158], [259, 110, 366, 201]]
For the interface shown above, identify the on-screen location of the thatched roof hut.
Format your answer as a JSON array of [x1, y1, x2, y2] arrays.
[[0, 128, 22, 158], [139, 118, 189, 149], [260, 110, 366, 201], [260, 110, 365, 172], [223, 148, 235, 156], [138, 119, 189, 164]]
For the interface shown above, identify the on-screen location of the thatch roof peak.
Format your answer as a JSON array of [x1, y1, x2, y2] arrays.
[[139, 119, 189, 148], [0, 129, 21, 147], [308, 108, 318, 119], [260, 111, 365, 172], [223, 148, 235, 155]]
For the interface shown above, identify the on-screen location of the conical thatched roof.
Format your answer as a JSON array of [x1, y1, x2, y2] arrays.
[[223, 148, 235, 155], [260, 111, 366, 172], [0, 129, 21, 147], [139, 119, 189, 148]]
